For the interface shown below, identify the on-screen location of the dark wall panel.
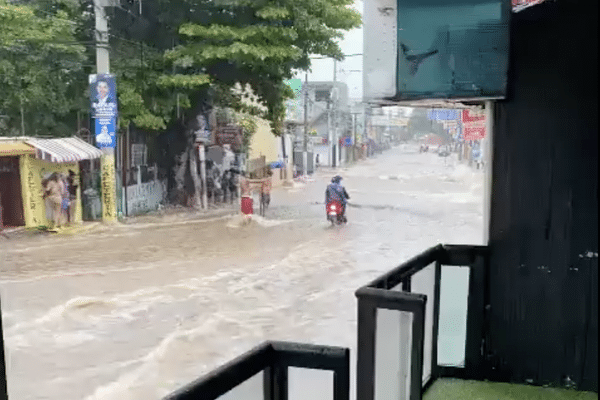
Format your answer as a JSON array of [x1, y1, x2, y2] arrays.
[[488, 0, 598, 392]]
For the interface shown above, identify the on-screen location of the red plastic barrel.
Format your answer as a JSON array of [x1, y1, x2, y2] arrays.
[[241, 196, 253, 215]]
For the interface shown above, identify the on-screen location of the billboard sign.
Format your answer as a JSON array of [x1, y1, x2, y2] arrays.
[[89, 74, 118, 149], [462, 109, 486, 140], [396, 0, 510, 101], [284, 79, 303, 121], [363, 0, 510, 103], [215, 125, 243, 151], [512, 0, 547, 12], [427, 109, 460, 121]]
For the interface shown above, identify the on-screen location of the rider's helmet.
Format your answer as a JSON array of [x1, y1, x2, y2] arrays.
[[331, 175, 342, 183]]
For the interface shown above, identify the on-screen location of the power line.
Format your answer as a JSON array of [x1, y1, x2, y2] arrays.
[[310, 53, 362, 60]]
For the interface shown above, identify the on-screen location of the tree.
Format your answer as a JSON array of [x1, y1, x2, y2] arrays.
[[111, 0, 360, 206], [0, 0, 88, 136], [161, 0, 361, 135]]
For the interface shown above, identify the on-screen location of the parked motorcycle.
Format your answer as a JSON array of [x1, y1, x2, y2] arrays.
[[326, 200, 347, 226]]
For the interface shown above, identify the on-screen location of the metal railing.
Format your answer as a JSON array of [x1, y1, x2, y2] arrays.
[[164, 341, 350, 400], [355, 244, 489, 400]]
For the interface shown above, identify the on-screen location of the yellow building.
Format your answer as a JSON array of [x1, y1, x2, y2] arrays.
[[0, 137, 102, 229], [248, 118, 279, 163]]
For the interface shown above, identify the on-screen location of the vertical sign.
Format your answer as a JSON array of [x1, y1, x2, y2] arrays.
[[284, 79, 303, 122], [89, 74, 118, 148], [462, 109, 486, 140], [90, 74, 118, 222], [101, 154, 117, 220]]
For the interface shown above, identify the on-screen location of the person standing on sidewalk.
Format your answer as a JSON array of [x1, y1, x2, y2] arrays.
[[59, 173, 71, 226], [42, 173, 64, 229], [66, 170, 79, 224]]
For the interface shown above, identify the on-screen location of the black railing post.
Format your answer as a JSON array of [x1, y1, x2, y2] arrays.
[[263, 364, 288, 400], [410, 297, 426, 400], [0, 296, 8, 400], [430, 260, 442, 381], [333, 347, 350, 400], [356, 295, 377, 400], [402, 276, 412, 292], [464, 251, 487, 380]]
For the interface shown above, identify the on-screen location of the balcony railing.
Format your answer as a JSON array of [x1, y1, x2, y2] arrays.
[[164, 341, 350, 400], [356, 244, 489, 400]]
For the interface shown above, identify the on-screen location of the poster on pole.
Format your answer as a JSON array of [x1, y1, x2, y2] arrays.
[[89, 74, 118, 149], [101, 154, 117, 220]]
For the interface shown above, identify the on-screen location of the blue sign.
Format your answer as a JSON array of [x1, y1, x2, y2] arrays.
[[427, 109, 459, 121], [90, 74, 118, 149], [341, 137, 353, 147], [95, 117, 117, 149]]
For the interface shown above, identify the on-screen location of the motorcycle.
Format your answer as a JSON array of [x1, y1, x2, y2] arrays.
[[326, 200, 347, 226]]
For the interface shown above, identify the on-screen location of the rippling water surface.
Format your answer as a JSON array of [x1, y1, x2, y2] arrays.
[[0, 144, 483, 399]]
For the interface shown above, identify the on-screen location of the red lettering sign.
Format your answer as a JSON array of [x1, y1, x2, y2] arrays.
[[462, 109, 486, 140], [461, 109, 485, 124]]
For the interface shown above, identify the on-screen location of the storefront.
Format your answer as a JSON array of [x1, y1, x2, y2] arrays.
[[0, 136, 103, 229], [22, 137, 103, 228]]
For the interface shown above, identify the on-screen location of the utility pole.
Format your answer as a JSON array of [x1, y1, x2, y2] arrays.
[[351, 111, 359, 164], [303, 72, 308, 176], [94, 0, 117, 222], [94, 0, 110, 74], [332, 59, 337, 168], [327, 100, 332, 167]]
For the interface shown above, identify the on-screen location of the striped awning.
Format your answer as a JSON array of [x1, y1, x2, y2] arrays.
[[0, 141, 35, 156], [25, 137, 103, 163]]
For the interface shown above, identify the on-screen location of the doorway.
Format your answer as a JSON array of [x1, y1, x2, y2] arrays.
[[0, 156, 25, 227]]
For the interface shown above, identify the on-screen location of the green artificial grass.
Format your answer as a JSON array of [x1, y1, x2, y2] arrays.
[[424, 378, 598, 400]]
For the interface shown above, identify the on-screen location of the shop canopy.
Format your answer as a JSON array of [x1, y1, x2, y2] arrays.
[[0, 141, 36, 157], [25, 137, 103, 163]]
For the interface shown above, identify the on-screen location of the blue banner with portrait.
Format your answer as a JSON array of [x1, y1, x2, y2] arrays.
[[89, 74, 118, 149], [95, 117, 117, 149]]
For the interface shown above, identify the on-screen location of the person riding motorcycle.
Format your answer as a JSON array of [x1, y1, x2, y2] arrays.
[[325, 175, 350, 222]]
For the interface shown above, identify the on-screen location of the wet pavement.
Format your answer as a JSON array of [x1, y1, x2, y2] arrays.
[[0, 144, 484, 400]]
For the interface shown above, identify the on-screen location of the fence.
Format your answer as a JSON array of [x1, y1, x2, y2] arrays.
[[121, 165, 168, 216], [124, 179, 167, 216], [164, 341, 350, 400], [355, 244, 488, 400]]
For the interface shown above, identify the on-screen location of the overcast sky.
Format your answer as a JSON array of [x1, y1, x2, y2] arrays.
[[293, 0, 364, 101]]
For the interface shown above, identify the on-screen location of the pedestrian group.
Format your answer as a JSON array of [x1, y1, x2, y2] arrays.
[[41, 170, 78, 230]]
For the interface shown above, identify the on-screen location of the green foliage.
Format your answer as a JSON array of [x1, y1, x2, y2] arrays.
[[0, 0, 88, 136], [234, 112, 258, 155], [157, 74, 211, 89], [0, 0, 361, 141], [160, 0, 361, 135]]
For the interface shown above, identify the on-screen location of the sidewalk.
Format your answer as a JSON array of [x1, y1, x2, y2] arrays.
[[0, 222, 103, 240], [120, 202, 238, 226], [0, 203, 240, 240]]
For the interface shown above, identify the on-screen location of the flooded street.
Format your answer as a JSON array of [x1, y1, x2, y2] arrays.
[[0, 144, 484, 400]]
